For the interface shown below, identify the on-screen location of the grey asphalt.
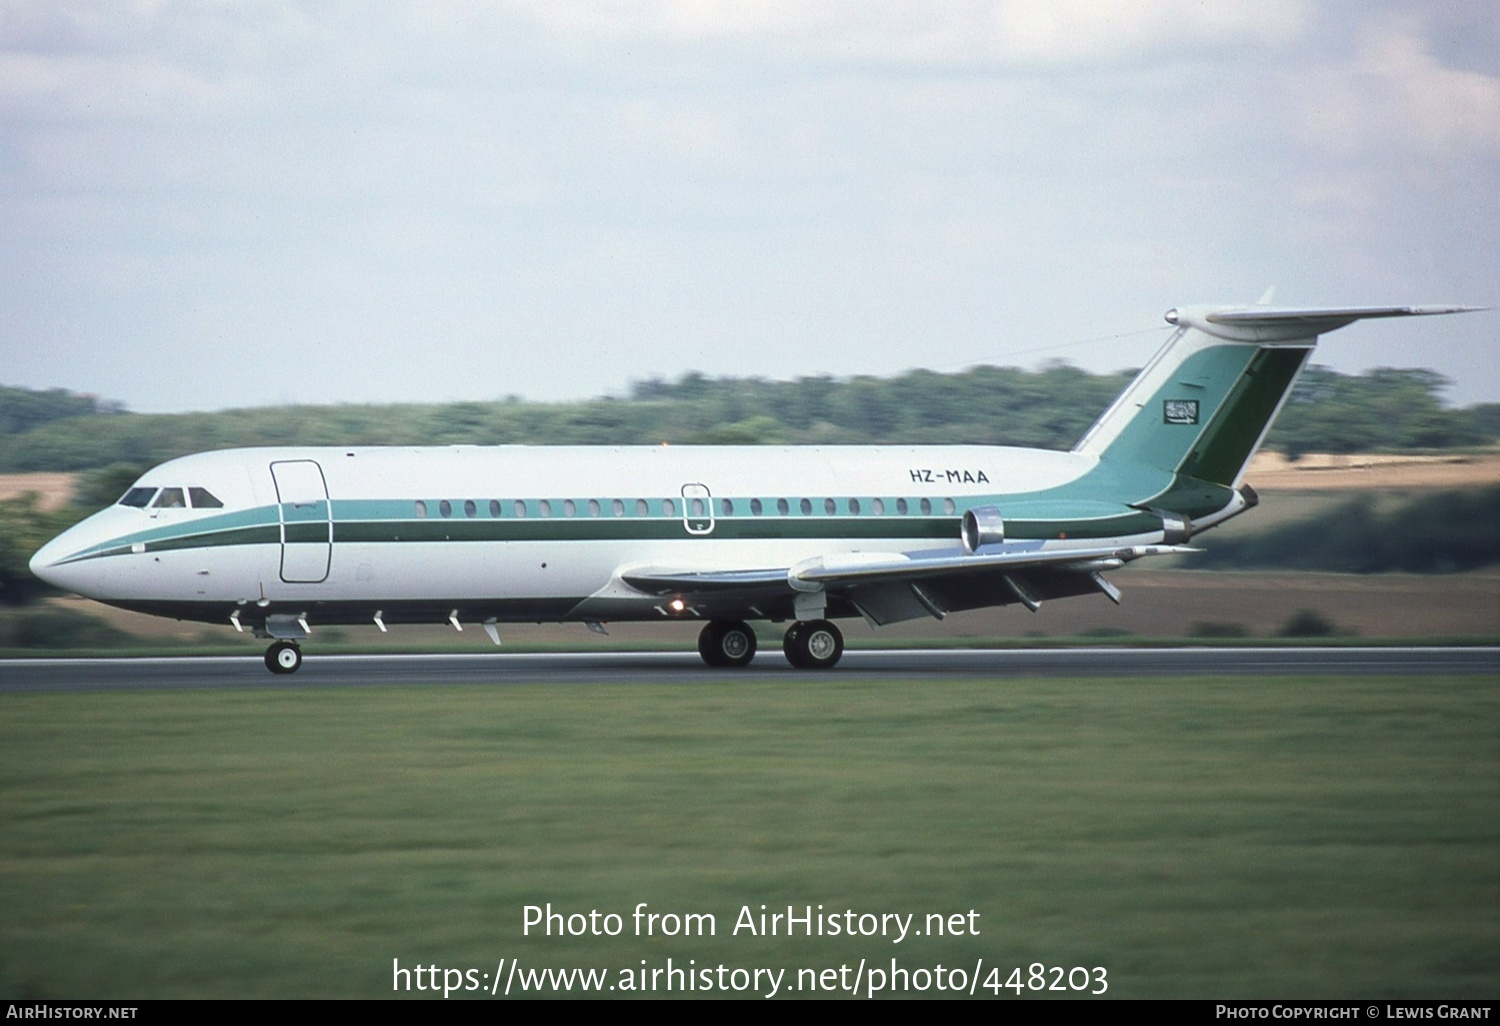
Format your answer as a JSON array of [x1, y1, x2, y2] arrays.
[[2, 647, 1496, 692]]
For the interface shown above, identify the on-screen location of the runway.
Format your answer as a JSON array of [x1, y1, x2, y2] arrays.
[[2, 646, 1496, 692]]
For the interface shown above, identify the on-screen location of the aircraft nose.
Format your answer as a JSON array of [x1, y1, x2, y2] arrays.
[[29, 535, 69, 588], [29, 508, 144, 599], [28, 525, 103, 596]]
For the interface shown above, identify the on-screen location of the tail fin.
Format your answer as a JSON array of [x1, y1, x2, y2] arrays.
[[1072, 304, 1478, 488]]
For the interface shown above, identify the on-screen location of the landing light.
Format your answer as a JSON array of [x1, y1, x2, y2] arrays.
[[669, 598, 685, 612]]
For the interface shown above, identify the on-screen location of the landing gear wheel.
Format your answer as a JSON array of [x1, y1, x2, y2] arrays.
[[783, 619, 843, 669], [698, 620, 758, 668], [265, 641, 302, 675]]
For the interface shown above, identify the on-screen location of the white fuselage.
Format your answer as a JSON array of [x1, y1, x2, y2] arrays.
[[31, 441, 1187, 629]]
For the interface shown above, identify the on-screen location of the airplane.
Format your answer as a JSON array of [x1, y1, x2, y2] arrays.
[[28, 302, 1476, 674]]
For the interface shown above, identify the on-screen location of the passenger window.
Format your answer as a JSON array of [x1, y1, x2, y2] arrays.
[[188, 487, 224, 509], [777, 498, 790, 516], [415, 500, 428, 518], [439, 500, 452, 518], [823, 498, 836, 515], [563, 499, 576, 517], [612, 499, 624, 517], [588, 499, 601, 517], [119, 487, 157, 508], [539, 500, 552, 517], [751, 498, 763, 516], [464, 500, 477, 518], [896, 498, 909, 515], [663, 498, 676, 517], [153, 488, 186, 509], [799, 498, 812, 515], [850, 498, 862, 515], [871, 498, 884, 516], [490, 500, 502, 517], [635, 499, 648, 517], [514, 500, 527, 517], [920, 498, 932, 515], [720, 498, 733, 516], [944, 498, 956, 515]]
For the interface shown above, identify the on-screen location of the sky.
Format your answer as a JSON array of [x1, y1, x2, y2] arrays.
[[1, 0, 1497, 413]]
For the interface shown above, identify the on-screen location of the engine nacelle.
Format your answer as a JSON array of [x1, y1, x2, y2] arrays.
[[961, 505, 1005, 553]]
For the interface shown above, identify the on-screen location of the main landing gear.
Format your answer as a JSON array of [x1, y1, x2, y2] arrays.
[[265, 640, 303, 674], [698, 620, 757, 667], [782, 619, 844, 670], [696, 619, 845, 670]]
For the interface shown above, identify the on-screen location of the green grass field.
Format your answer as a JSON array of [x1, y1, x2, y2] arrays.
[[2, 675, 1496, 999]]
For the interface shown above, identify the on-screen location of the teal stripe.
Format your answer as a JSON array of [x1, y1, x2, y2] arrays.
[[1093, 345, 1257, 474], [59, 464, 1232, 566], [55, 507, 281, 562], [66, 510, 1159, 564]]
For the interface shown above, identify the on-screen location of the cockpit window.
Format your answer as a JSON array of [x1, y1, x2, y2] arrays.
[[189, 487, 224, 508], [152, 488, 186, 509], [119, 487, 157, 508]]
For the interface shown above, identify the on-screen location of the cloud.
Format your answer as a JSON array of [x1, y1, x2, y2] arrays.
[[0, 1, 1494, 410], [500, 0, 1308, 68], [1289, 17, 1500, 160], [0, 50, 228, 121]]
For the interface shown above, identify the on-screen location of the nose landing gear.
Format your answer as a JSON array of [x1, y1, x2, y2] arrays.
[[265, 641, 303, 674]]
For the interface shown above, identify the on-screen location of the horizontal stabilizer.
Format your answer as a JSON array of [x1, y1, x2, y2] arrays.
[[1167, 304, 1482, 343]]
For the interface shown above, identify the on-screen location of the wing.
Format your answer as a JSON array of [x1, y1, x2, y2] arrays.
[[619, 542, 1195, 625]]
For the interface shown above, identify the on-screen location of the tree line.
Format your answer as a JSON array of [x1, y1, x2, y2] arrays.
[[2, 363, 1495, 474], [3, 364, 1498, 606], [1191, 486, 1500, 574]]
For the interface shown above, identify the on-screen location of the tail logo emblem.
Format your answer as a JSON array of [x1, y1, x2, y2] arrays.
[[1163, 399, 1199, 425]]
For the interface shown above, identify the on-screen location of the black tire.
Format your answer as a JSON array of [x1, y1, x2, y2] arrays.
[[265, 641, 302, 675], [782, 621, 809, 668], [783, 619, 843, 669], [698, 620, 757, 668]]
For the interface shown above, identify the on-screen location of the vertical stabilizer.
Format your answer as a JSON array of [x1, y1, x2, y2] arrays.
[[1072, 304, 1477, 488]]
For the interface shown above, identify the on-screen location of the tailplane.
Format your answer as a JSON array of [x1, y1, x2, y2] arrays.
[[1072, 304, 1478, 487]]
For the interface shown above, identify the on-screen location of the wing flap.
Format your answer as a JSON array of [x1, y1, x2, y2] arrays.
[[797, 544, 1193, 586], [619, 567, 789, 594], [620, 544, 1196, 597]]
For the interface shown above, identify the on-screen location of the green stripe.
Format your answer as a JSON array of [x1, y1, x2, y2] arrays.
[[336, 518, 956, 543], [284, 523, 332, 544], [145, 525, 282, 553], [1178, 347, 1310, 486]]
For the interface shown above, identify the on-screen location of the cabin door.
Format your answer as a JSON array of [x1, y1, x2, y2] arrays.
[[271, 460, 332, 583], [680, 483, 714, 535]]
